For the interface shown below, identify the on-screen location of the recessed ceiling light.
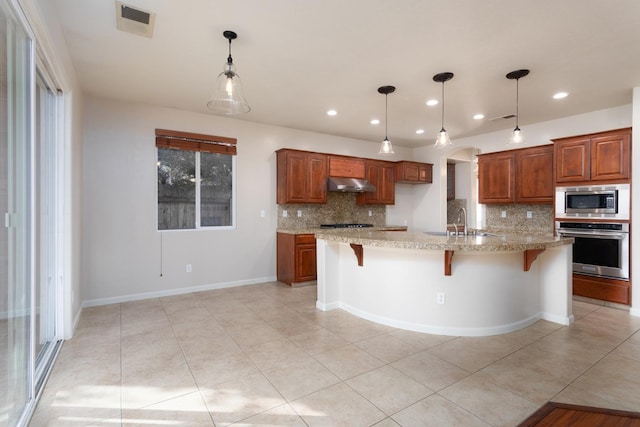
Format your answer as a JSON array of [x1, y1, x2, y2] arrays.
[[327, 110, 337, 116], [416, 129, 425, 134], [370, 119, 380, 125], [473, 113, 485, 120], [553, 92, 568, 99], [426, 99, 439, 106]]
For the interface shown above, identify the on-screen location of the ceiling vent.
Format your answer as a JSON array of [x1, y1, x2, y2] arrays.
[[115, 1, 155, 38], [489, 114, 516, 122]]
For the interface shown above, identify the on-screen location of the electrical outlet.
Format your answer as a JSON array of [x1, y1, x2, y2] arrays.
[[368, 210, 372, 217], [282, 210, 288, 218], [260, 209, 266, 218], [437, 292, 445, 305], [501, 211, 507, 218], [297, 210, 302, 217], [186, 264, 192, 273], [526, 211, 532, 219]]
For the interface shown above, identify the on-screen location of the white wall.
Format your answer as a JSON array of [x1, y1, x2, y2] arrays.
[[82, 95, 412, 305], [411, 104, 633, 233]]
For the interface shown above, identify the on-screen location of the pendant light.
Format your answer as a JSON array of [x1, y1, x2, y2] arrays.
[[207, 30, 251, 115], [377, 85, 396, 155], [433, 72, 454, 148], [506, 69, 529, 145]]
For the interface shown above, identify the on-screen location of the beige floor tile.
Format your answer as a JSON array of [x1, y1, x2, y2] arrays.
[[346, 365, 433, 415], [176, 328, 243, 363], [552, 384, 633, 412], [391, 394, 491, 427], [389, 329, 457, 350], [121, 353, 198, 409], [613, 332, 640, 362], [246, 338, 309, 370], [427, 335, 528, 372], [313, 344, 385, 380], [291, 382, 386, 426], [225, 323, 286, 349], [355, 333, 419, 363], [201, 372, 287, 426], [262, 356, 340, 401], [188, 352, 260, 388], [289, 327, 349, 355], [371, 417, 402, 427], [122, 391, 214, 426], [232, 403, 307, 427], [30, 393, 122, 427], [571, 299, 602, 319], [439, 373, 539, 427], [391, 350, 470, 391]]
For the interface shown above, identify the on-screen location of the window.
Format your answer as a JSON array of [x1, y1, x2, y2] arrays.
[[156, 129, 236, 230]]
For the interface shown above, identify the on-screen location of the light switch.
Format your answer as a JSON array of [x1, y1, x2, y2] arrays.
[[282, 210, 288, 218], [501, 211, 507, 218]]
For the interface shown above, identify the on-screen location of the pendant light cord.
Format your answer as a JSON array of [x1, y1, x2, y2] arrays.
[[227, 38, 233, 64], [515, 78, 519, 129], [441, 82, 445, 132], [385, 94, 389, 139]]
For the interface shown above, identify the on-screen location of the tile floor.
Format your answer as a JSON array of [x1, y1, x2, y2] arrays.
[[31, 282, 640, 426]]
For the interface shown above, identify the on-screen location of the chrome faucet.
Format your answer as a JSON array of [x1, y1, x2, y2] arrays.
[[457, 207, 468, 236]]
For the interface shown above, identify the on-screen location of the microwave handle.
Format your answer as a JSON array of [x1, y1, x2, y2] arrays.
[[558, 231, 627, 240]]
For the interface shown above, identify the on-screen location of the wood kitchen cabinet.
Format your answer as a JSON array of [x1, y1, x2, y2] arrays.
[[277, 233, 317, 286], [573, 274, 630, 305], [394, 161, 433, 184], [516, 145, 554, 203], [478, 145, 554, 204], [478, 151, 515, 203], [277, 149, 327, 204], [554, 128, 631, 184], [328, 155, 365, 178], [357, 160, 395, 205]]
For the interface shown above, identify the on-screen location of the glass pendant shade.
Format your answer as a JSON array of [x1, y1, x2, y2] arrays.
[[379, 137, 394, 154], [207, 61, 250, 114], [207, 30, 250, 115], [434, 129, 452, 148], [509, 127, 524, 145]]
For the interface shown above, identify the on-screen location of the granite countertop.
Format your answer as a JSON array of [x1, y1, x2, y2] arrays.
[[277, 225, 408, 235], [314, 229, 573, 252]]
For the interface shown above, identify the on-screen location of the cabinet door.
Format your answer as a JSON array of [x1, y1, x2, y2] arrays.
[[379, 163, 395, 204], [295, 243, 317, 282], [478, 153, 515, 203], [419, 164, 433, 183], [328, 156, 365, 178], [554, 137, 590, 184], [359, 161, 395, 204], [284, 151, 309, 203], [590, 131, 630, 181], [516, 145, 554, 203], [307, 153, 328, 203]]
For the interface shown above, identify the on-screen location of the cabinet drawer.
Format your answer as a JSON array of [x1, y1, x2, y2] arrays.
[[295, 234, 316, 245]]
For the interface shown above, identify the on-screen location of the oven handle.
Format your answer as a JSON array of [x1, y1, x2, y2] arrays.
[[557, 230, 627, 240]]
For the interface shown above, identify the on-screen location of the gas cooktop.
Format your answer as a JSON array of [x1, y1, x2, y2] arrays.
[[320, 223, 374, 229]]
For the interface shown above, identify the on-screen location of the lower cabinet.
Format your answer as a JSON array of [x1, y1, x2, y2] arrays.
[[276, 232, 317, 286], [573, 274, 630, 305]]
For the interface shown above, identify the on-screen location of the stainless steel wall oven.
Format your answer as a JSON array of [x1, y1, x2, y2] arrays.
[[556, 221, 629, 281]]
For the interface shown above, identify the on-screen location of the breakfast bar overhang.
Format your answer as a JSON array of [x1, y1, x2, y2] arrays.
[[315, 230, 574, 337]]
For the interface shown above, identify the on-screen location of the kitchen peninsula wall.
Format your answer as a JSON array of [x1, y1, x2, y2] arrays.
[[485, 204, 554, 235], [277, 192, 386, 229]]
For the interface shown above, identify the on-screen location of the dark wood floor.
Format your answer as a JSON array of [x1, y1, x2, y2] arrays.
[[519, 402, 640, 426]]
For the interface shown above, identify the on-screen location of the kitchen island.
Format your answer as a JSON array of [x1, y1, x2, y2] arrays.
[[315, 230, 574, 336]]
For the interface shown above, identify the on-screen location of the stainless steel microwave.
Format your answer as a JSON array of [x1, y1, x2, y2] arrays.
[[555, 184, 630, 220]]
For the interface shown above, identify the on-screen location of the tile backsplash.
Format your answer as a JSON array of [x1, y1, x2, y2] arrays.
[[277, 192, 385, 229], [486, 204, 554, 235]]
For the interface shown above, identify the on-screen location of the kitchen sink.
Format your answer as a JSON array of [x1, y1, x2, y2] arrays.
[[424, 231, 449, 236], [424, 230, 503, 237]]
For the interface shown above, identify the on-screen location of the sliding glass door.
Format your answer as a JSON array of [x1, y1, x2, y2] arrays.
[[0, 1, 63, 426]]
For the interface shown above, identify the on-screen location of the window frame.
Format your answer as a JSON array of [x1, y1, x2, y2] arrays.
[[155, 129, 237, 232]]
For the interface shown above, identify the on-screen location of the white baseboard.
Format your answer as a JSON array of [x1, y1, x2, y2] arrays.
[[81, 276, 277, 307]]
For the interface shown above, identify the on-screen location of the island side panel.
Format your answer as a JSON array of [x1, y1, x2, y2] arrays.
[[539, 244, 574, 325], [316, 239, 341, 311]]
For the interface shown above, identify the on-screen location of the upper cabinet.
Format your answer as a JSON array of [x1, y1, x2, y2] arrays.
[[516, 145, 554, 203], [554, 128, 631, 185], [357, 160, 395, 205], [447, 163, 456, 200], [395, 161, 433, 184], [478, 144, 554, 204], [478, 151, 515, 203], [277, 149, 327, 204], [328, 155, 365, 178]]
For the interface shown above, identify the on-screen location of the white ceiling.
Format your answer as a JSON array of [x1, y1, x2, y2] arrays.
[[52, 0, 640, 149]]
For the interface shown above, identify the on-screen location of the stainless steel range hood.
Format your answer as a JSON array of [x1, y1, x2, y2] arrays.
[[327, 177, 376, 193]]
